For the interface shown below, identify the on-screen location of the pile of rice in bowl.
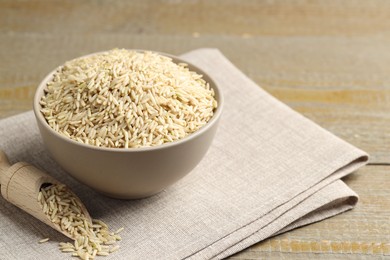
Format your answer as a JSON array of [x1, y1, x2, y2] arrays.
[[40, 49, 218, 148]]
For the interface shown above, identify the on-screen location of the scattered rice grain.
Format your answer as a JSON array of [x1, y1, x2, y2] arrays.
[[39, 238, 50, 243], [114, 227, 124, 234], [38, 184, 121, 259]]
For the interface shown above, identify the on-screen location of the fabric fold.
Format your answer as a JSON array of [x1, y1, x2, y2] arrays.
[[0, 49, 368, 260]]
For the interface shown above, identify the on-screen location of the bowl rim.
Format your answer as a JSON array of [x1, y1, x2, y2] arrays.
[[33, 49, 224, 153]]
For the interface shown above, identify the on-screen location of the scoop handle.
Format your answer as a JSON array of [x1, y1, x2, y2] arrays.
[[0, 150, 91, 239], [0, 150, 11, 184], [0, 150, 58, 214], [0, 150, 66, 236]]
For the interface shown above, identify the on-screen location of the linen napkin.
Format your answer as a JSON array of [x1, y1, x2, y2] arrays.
[[0, 48, 368, 259]]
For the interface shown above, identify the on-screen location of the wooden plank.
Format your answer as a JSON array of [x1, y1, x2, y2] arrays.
[[229, 165, 390, 259], [2, 0, 390, 36], [1, 1, 389, 259], [2, 34, 390, 90], [0, 34, 389, 162], [265, 88, 390, 164]]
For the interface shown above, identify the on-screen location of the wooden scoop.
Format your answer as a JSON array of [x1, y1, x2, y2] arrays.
[[0, 150, 91, 240]]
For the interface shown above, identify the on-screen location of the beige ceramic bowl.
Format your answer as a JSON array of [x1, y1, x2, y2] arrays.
[[33, 50, 223, 199]]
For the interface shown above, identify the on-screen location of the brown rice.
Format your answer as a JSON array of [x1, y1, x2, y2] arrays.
[[40, 49, 217, 148], [38, 184, 121, 259]]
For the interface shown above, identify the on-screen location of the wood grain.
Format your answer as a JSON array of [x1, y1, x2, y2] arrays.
[[2, 0, 390, 36], [1, 0, 389, 258]]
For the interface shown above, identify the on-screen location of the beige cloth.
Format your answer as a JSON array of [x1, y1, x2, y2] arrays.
[[0, 49, 368, 259]]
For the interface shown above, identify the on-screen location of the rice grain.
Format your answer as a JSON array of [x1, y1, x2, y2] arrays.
[[40, 49, 217, 148], [38, 184, 122, 259], [39, 238, 50, 243]]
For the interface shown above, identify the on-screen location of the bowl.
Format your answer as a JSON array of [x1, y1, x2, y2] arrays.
[[33, 50, 223, 199]]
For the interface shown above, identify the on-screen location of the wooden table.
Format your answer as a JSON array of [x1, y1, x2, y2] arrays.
[[1, 1, 389, 258]]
